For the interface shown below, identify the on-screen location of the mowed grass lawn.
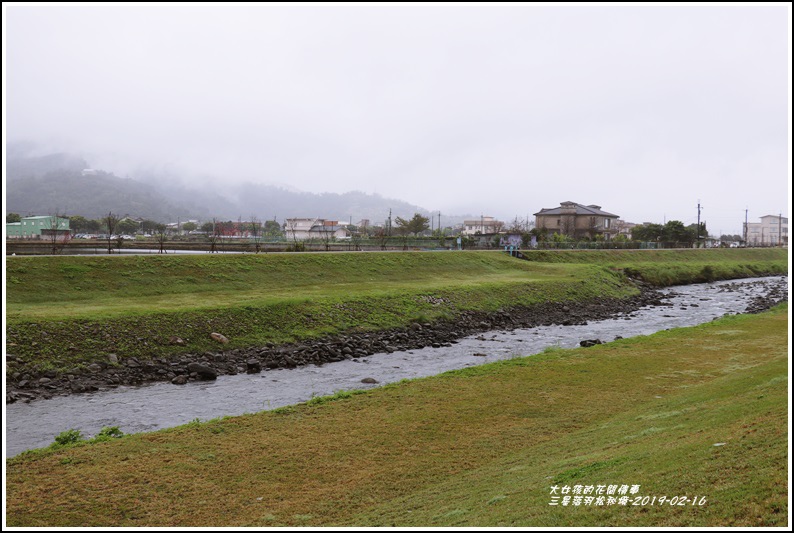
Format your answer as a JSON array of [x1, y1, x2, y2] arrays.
[[6, 251, 577, 321], [6, 305, 788, 527], [7, 252, 640, 370], [7, 249, 786, 322]]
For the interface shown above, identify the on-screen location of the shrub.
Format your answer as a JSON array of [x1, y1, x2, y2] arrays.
[[93, 426, 124, 441], [701, 265, 716, 282], [53, 429, 83, 446]]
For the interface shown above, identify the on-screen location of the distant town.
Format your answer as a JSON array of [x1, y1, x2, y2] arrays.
[[6, 200, 788, 254]]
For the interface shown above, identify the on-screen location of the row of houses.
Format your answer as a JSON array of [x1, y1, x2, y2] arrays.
[[278, 202, 630, 242], [470, 202, 789, 245], [6, 204, 789, 245], [283, 205, 625, 242], [461, 202, 625, 240]]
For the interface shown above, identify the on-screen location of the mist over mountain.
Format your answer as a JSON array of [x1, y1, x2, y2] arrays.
[[6, 141, 89, 179], [5, 145, 444, 225], [220, 183, 432, 226]]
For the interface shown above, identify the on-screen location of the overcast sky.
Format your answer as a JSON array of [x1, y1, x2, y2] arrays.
[[4, 4, 791, 234]]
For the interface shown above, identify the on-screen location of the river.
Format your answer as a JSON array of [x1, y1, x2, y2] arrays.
[[4, 275, 787, 457]]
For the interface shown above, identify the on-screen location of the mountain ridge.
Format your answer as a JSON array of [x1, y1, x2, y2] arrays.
[[5, 148, 441, 224]]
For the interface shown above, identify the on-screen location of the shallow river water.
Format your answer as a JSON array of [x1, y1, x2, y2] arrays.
[[4, 276, 787, 457]]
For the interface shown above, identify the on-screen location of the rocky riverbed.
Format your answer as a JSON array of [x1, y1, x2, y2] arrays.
[[5, 276, 787, 405]]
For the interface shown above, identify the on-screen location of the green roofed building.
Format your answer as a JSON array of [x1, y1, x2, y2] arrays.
[[6, 215, 70, 240]]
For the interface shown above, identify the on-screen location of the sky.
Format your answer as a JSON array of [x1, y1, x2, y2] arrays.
[[3, 3, 791, 235]]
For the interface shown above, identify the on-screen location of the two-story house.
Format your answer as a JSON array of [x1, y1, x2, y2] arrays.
[[461, 216, 504, 236], [534, 201, 620, 240]]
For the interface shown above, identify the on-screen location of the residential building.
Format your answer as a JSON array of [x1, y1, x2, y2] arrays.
[[199, 220, 263, 237], [614, 220, 639, 239], [744, 215, 788, 246], [284, 218, 349, 241], [534, 201, 620, 240], [167, 219, 207, 234], [6, 215, 71, 240], [461, 216, 504, 236]]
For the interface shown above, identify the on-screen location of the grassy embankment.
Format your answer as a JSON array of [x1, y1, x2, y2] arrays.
[[5, 249, 787, 374], [519, 248, 788, 286], [6, 304, 788, 527]]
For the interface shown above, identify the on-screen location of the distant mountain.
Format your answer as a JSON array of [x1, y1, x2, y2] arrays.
[[6, 144, 89, 180], [221, 182, 430, 225], [6, 169, 201, 222], [5, 147, 435, 225]]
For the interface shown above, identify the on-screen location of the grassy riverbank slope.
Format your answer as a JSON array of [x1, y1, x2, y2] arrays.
[[5, 249, 787, 374], [519, 248, 788, 286], [6, 304, 788, 527]]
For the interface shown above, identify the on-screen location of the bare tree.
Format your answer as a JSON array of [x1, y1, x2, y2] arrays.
[[249, 216, 264, 253], [612, 219, 628, 240], [45, 211, 70, 254], [350, 225, 362, 251], [206, 218, 222, 253], [375, 227, 389, 251], [284, 218, 306, 252], [560, 215, 576, 239], [587, 216, 599, 239], [507, 216, 524, 234], [154, 223, 168, 254], [103, 212, 119, 254], [319, 221, 334, 251]]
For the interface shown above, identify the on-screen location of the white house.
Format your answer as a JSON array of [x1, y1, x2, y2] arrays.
[[284, 218, 349, 241], [461, 216, 504, 236], [744, 215, 788, 246]]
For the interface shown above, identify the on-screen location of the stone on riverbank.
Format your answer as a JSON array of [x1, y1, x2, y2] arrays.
[[210, 332, 229, 344], [580, 339, 603, 348], [186, 362, 217, 380]]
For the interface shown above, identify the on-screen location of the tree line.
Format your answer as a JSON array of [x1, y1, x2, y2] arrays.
[[628, 221, 708, 246]]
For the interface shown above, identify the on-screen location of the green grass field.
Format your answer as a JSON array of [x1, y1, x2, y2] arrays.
[[7, 249, 787, 320], [6, 251, 585, 320], [5, 249, 787, 374], [518, 248, 789, 286], [6, 305, 788, 527]]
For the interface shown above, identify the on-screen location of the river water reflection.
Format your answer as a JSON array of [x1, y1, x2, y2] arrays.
[[4, 276, 787, 457]]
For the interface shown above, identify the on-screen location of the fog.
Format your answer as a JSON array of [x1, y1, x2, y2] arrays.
[[5, 4, 790, 233]]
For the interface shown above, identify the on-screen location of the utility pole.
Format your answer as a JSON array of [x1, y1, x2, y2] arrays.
[[696, 201, 702, 248], [744, 208, 748, 246], [779, 212, 783, 247], [388, 209, 392, 237]]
